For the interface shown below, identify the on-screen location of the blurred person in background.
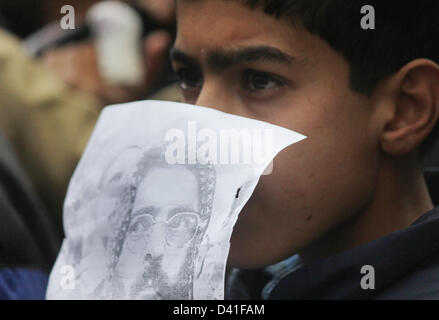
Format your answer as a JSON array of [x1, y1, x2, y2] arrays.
[[0, 0, 178, 298], [0, 0, 179, 234], [0, 28, 97, 299]]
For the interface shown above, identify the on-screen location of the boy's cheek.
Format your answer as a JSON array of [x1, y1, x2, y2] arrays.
[[227, 123, 379, 268], [227, 152, 323, 267], [226, 146, 314, 267]]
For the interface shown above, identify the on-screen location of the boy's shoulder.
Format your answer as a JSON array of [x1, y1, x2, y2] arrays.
[[272, 206, 439, 300], [374, 253, 439, 300]]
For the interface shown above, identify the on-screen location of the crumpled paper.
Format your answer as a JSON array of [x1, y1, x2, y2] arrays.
[[46, 100, 305, 300]]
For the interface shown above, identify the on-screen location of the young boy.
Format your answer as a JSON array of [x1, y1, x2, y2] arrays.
[[170, 0, 439, 299]]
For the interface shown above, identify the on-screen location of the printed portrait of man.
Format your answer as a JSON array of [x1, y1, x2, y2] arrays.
[[97, 146, 143, 241], [47, 146, 145, 299], [106, 146, 216, 299]]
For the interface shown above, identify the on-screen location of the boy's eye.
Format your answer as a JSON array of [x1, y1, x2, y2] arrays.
[[244, 70, 284, 91], [176, 68, 203, 90]]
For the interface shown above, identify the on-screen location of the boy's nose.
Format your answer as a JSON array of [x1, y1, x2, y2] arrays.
[[196, 83, 248, 118]]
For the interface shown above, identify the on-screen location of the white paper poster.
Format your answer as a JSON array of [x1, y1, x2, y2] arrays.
[[46, 100, 306, 300]]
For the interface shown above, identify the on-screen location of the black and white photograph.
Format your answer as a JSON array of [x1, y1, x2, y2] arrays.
[[45, 101, 304, 300], [2, 0, 439, 311]]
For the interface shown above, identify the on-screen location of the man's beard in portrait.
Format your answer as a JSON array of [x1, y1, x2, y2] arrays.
[[111, 243, 197, 300], [131, 254, 194, 300]]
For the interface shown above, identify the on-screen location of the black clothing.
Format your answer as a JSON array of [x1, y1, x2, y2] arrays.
[[227, 207, 439, 300], [0, 132, 59, 276]]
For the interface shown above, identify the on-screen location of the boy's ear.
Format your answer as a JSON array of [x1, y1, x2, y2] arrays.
[[381, 59, 439, 156]]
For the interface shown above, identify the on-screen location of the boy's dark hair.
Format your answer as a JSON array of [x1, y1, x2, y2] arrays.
[[242, 0, 439, 157]]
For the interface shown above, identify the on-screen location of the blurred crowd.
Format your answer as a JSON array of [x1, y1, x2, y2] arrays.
[[0, 0, 180, 298]]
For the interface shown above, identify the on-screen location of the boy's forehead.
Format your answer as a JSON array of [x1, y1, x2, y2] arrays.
[[174, 0, 320, 64], [176, 0, 288, 39]]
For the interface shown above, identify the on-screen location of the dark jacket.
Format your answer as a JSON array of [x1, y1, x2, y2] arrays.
[[226, 207, 439, 300], [0, 132, 59, 299]]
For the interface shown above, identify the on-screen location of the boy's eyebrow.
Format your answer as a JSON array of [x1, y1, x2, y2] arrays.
[[208, 46, 295, 70], [170, 47, 201, 69], [170, 46, 296, 70]]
